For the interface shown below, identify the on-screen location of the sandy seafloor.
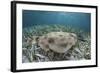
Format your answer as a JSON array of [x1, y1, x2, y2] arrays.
[[22, 24, 91, 63]]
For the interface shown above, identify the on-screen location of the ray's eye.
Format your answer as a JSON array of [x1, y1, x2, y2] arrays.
[[48, 38, 54, 43]]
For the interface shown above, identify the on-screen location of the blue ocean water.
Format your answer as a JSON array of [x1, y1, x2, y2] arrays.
[[23, 10, 91, 32]]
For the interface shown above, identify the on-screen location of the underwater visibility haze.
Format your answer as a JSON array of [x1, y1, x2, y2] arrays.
[[23, 10, 91, 32]]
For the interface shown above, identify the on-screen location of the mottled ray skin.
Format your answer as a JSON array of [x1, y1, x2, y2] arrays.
[[34, 32, 77, 53]]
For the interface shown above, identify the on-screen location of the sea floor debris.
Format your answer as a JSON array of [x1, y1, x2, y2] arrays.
[[22, 24, 91, 63]]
